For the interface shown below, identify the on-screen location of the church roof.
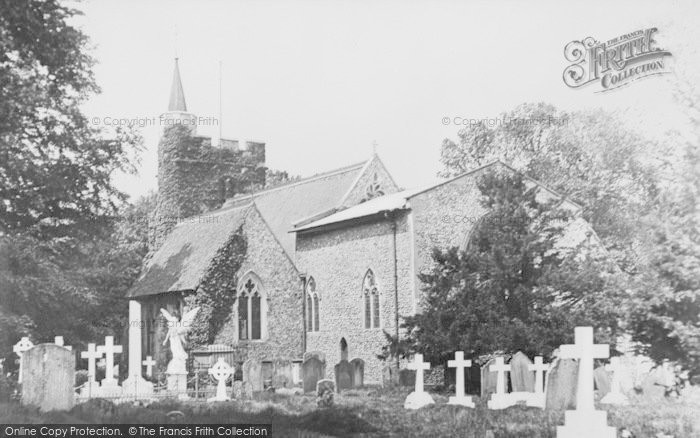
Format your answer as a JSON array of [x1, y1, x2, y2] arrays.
[[223, 160, 367, 258], [128, 160, 368, 297], [128, 204, 252, 298], [292, 161, 582, 233], [168, 58, 188, 112], [292, 188, 421, 233]]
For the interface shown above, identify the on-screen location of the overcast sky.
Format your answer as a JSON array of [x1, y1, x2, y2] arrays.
[[73, 0, 700, 201]]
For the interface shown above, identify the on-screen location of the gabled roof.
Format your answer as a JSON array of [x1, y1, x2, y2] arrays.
[[291, 161, 582, 233], [292, 189, 421, 233], [128, 204, 252, 298], [128, 159, 371, 297], [225, 160, 368, 258]]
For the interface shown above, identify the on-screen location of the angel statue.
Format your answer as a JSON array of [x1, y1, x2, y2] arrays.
[[160, 307, 200, 374]]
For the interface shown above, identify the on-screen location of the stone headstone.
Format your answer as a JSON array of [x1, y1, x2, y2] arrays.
[[207, 358, 233, 402], [545, 358, 578, 410], [232, 381, 253, 399], [639, 363, 672, 399], [510, 352, 535, 392], [302, 357, 325, 393], [403, 353, 435, 409], [594, 366, 611, 396], [334, 360, 353, 392], [316, 379, 335, 408], [242, 359, 263, 392], [350, 358, 364, 388], [272, 374, 288, 389], [382, 364, 399, 387], [397, 368, 414, 387], [480, 357, 499, 397], [273, 360, 293, 388], [555, 326, 615, 438], [303, 351, 326, 363], [21, 344, 75, 411]]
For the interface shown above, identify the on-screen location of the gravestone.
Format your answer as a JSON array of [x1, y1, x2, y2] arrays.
[[302, 357, 325, 393], [555, 326, 615, 438], [303, 351, 326, 363], [545, 358, 578, 410], [510, 352, 535, 392], [272, 374, 288, 389], [350, 358, 364, 388], [334, 360, 353, 392], [447, 351, 474, 407], [399, 368, 415, 387], [403, 353, 435, 409], [22, 344, 75, 411], [232, 381, 253, 399], [274, 360, 294, 388], [242, 359, 263, 392], [639, 363, 673, 399], [207, 358, 233, 402], [480, 357, 499, 397], [601, 357, 628, 405], [261, 362, 274, 389], [316, 379, 335, 408], [382, 364, 399, 387], [594, 366, 611, 396]]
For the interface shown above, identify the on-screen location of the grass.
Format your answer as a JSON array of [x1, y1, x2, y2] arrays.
[[1, 387, 699, 437]]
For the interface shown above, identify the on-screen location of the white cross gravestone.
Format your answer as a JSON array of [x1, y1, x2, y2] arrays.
[[54, 336, 72, 351], [96, 336, 122, 389], [208, 358, 234, 402], [601, 357, 629, 405], [80, 343, 102, 387], [143, 356, 156, 378], [524, 356, 549, 408], [556, 326, 615, 438], [13, 337, 34, 384], [487, 356, 516, 409], [447, 351, 474, 407], [403, 353, 435, 409]]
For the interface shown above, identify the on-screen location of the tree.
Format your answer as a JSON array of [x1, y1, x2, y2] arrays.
[[627, 81, 700, 377], [401, 170, 625, 366], [0, 0, 141, 237], [441, 103, 661, 272], [0, 0, 144, 366]]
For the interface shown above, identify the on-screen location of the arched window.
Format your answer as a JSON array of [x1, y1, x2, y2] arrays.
[[362, 269, 380, 328], [306, 277, 319, 332], [237, 273, 266, 340]]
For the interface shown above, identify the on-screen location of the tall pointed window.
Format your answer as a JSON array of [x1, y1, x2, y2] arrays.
[[306, 277, 319, 332], [362, 269, 380, 328], [237, 273, 266, 340], [238, 291, 248, 340]]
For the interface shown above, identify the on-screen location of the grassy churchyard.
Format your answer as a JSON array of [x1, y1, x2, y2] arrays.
[[2, 387, 698, 437]]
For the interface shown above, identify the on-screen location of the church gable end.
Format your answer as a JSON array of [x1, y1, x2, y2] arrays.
[[339, 155, 399, 209]]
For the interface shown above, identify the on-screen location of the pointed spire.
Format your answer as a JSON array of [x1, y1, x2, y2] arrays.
[[168, 58, 187, 112]]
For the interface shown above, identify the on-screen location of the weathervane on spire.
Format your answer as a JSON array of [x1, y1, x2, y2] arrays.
[[372, 140, 378, 154]]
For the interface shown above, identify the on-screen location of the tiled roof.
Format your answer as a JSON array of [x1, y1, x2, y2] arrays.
[[127, 160, 367, 297], [128, 204, 252, 298]]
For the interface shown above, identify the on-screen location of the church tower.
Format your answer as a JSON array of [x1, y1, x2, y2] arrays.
[[150, 58, 267, 250]]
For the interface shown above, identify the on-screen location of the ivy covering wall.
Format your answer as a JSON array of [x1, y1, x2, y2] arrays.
[[185, 225, 248, 347]]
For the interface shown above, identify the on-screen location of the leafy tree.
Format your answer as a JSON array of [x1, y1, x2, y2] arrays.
[[441, 103, 661, 273], [0, 0, 141, 237], [0, 0, 144, 367], [626, 81, 700, 377], [402, 170, 625, 365]]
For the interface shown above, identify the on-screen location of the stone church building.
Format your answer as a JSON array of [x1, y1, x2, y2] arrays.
[[127, 60, 589, 384]]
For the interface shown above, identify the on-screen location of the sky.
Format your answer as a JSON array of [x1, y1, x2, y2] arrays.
[[72, 0, 700, 201]]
